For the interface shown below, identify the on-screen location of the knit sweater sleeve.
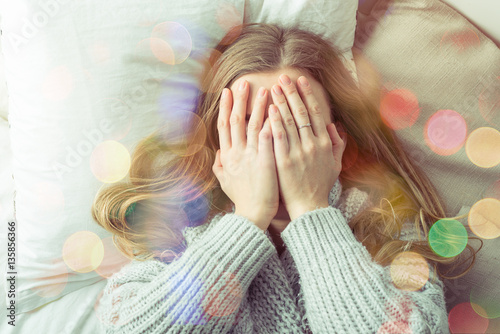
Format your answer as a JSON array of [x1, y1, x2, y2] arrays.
[[96, 213, 276, 334], [280, 191, 450, 333]]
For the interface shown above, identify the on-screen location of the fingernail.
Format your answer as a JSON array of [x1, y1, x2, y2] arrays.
[[273, 85, 283, 95], [258, 87, 266, 97], [299, 76, 309, 87], [239, 80, 247, 91], [279, 74, 291, 86]]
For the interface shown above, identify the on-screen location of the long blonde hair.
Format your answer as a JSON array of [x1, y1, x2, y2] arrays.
[[92, 23, 477, 277]]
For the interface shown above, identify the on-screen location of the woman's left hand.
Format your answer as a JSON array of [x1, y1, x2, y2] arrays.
[[269, 74, 346, 221]]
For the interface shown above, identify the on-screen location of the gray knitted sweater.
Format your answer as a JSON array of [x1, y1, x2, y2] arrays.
[[96, 180, 449, 333]]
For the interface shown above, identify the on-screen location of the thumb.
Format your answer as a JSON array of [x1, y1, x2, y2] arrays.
[[212, 149, 223, 179], [327, 123, 346, 155]]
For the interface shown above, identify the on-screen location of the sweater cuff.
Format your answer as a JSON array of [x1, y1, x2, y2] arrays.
[[281, 206, 365, 249], [188, 213, 276, 291], [328, 178, 342, 207]]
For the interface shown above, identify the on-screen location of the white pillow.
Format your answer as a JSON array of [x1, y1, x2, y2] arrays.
[[0, 0, 358, 314]]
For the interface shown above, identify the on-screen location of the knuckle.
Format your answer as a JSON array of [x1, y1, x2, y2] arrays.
[[296, 106, 308, 117], [319, 137, 332, 148], [284, 117, 296, 127], [230, 114, 241, 125], [217, 118, 228, 130], [304, 143, 316, 154], [311, 104, 321, 116], [281, 158, 293, 169], [247, 120, 260, 132], [276, 98, 287, 106], [295, 150, 306, 161], [303, 87, 314, 96], [259, 130, 271, 140], [274, 130, 285, 140], [286, 86, 298, 95]]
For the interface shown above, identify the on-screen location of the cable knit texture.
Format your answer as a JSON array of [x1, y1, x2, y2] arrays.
[[96, 179, 449, 333]]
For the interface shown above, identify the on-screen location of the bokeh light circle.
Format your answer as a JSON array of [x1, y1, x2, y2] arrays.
[[440, 29, 481, 53], [449, 302, 489, 333], [151, 22, 192, 65], [377, 321, 411, 334], [471, 285, 500, 319], [137, 37, 175, 65], [390, 251, 429, 291], [380, 88, 420, 130], [468, 198, 500, 239], [428, 219, 468, 257], [204, 271, 243, 317], [339, 130, 358, 171], [424, 110, 467, 156], [182, 186, 210, 228], [216, 2, 243, 32], [62, 231, 104, 273], [90, 140, 131, 183], [95, 237, 132, 278], [163, 271, 207, 325], [465, 127, 500, 168]]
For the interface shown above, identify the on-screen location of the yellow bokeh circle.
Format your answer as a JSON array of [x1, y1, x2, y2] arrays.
[[90, 140, 131, 183], [465, 127, 500, 168], [62, 231, 104, 273], [469, 198, 500, 239], [390, 252, 429, 291], [390, 251, 430, 291]]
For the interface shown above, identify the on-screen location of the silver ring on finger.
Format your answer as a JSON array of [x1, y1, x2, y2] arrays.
[[298, 123, 312, 130]]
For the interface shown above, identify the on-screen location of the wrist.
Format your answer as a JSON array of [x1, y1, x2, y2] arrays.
[[288, 201, 330, 221], [234, 210, 270, 231]]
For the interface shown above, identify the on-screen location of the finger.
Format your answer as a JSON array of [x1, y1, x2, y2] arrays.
[[327, 123, 346, 158], [212, 149, 223, 182], [296, 76, 328, 138], [214, 149, 222, 168], [268, 104, 289, 159], [218, 88, 232, 151], [278, 74, 313, 142], [230, 79, 249, 147], [247, 87, 268, 149], [271, 83, 299, 148], [258, 117, 274, 161], [334, 122, 348, 155]]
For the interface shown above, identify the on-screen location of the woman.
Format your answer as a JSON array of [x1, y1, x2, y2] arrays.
[[92, 23, 468, 333]]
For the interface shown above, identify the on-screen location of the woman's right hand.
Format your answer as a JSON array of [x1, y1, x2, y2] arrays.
[[212, 79, 279, 231]]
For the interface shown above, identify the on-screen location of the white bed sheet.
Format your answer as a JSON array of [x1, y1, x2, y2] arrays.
[[1, 278, 107, 333]]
